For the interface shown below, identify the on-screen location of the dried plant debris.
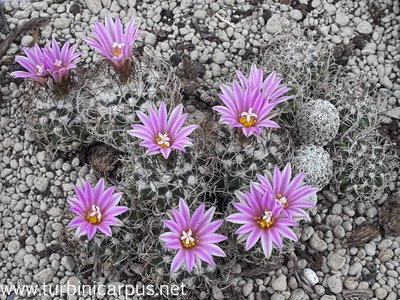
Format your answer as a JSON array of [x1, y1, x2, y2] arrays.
[[345, 222, 381, 247], [379, 193, 400, 235], [237, 260, 282, 277], [0, 17, 50, 57], [343, 289, 374, 300], [81, 142, 122, 176]]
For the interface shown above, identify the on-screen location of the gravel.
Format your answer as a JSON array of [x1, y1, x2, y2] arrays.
[[1, 0, 399, 299]]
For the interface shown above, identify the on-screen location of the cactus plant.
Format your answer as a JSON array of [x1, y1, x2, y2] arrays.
[[27, 51, 181, 153], [295, 99, 340, 146], [292, 144, 333, 191]]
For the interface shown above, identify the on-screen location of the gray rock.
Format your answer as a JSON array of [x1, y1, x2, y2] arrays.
[[1, 168, 12, 178], [25, 236, 36, 246], [34, 177, 50, 192], [36, 151, 49, 167], [349, 262, 362, 276], [335, 9, 350, 26], [266, 14, 283, 34], [289, 9, 303, 21], [271, 295, 285, 300], [301, 227, 314, 241], [87, 0, 102, 14], [357, 20, 372, 34], [271, 274, 287, 291], [24, 254, 39, 270], [364, 244, 376, 256], [289, 289, 309, 300], [7, 240, 21, 254], [384, 107, 400, 119], [233, 38, 245, 49], [380, 76, 393, 89], [362, 43, 377, 55], [32, 1, 48, 10], [327, 274, 343, 294], [322, 190, 338, 203], [375, 287, 388, 299], [3, 137, 14, 148], [324, 3, 336, 14], [194, 10, 207, 19], [310, 234, 328, 252], [327, 253, 346, 271], [28, 215, 39, 227], [216, 30, 229, 42], [344, 277, 358, 290], [378, 248, 394, 262], [144, 32, 157, 45], [303, 268, 318, 286], [321, 296, 336, 300], [311, 0, 321, 8], [48, 207, 62, 217], [242, 281, 253, 297], [61, 256, 76, 271], [212, 50, 226, 64], [211, 286, 224, 300], [54, 17, 71, 30], [34, 268, 55, 284], [14, 10, 30, 19], [21, 36, 33, 47]]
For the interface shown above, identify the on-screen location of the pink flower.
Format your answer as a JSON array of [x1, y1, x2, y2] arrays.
[[128, 102, 198, 159], [68, 178, 128, 240], [11, 44, 48, 85], [213, 65, 290, 137], [43, 39, 81, 83], [83, 15, 139, 71], [227, 185, 298, 258], [236, 65, 291, 104], [254, 164, 317, 220], [160, 199, 227, 273]]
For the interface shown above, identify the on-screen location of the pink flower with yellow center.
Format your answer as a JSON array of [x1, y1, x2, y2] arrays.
[[255, 164, 317, 220], [128, 102, 198, 159], [11, 44, 48, 85], [213, 65, 290, 137], [160, 198, 227, 273], [83, 15, 139, 71], [68, 179, 128, 240], [227, 185, 298, 258], [43, 39, 81, 84], [236, 65, 291, 105]]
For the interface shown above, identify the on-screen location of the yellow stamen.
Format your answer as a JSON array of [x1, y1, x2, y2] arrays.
[[112, 42, 125, 57], [255, 209, 274, 229], [113, 48, 122, 56], [155, 133, 170, 148], [85, 205, 102, 225], [180, 229, 198, 249], [239, 115, 257, 127], [239, 107, 258, 127], [276, 193, 289, 208]]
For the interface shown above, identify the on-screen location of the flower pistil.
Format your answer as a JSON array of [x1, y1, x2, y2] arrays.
[[240, 107, 257, 127], [180, 229, 197, 248], [156, 133, 170, 148], [85, 204, 102, 225], [276, 193, 289, 207], [256, 209, 274, 229], [112, 42, 125, 57]]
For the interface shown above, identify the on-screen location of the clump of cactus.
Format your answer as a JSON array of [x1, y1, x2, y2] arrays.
[[13, 17, 399, 296], [260, 37, 399, 201], [329, 128, 397, 201], [27, 52, 180, 153], [295, 99, 340, 146], [215, 126, 292, 193]]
